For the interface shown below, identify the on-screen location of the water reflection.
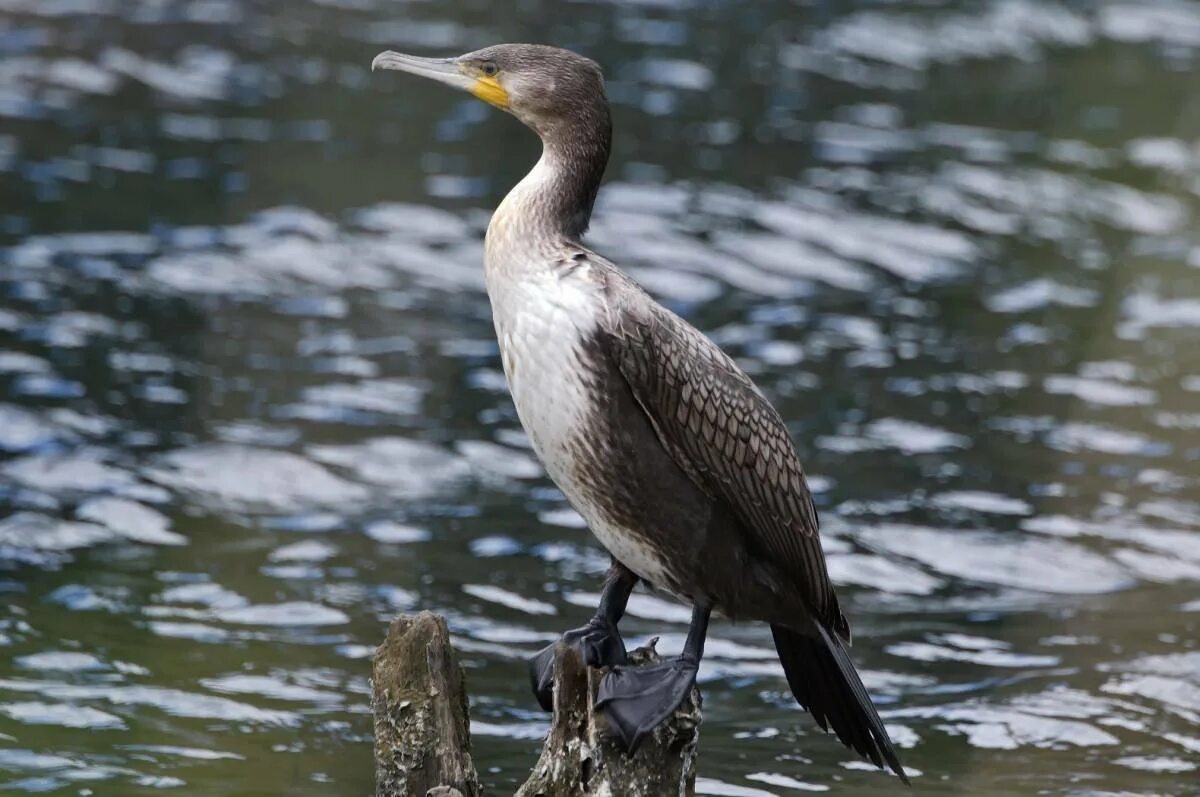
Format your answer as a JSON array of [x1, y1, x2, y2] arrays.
[[1, 0, 1198, 794]]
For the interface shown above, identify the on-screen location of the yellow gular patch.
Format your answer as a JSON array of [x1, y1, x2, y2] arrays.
[[470, 75, 509, 109]]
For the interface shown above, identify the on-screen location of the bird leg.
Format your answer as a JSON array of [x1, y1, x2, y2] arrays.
[[596, 601, 710, 752], [529, 562, 636, 711]]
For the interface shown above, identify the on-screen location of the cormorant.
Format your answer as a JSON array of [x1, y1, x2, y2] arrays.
[[372, 44, 907, 782]]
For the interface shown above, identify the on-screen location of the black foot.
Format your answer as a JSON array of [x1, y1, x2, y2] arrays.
[[529, 619, 627, 711], [595, 659, 698, 752]]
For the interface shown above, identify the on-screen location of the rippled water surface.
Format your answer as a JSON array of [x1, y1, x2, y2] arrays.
[[2, 0, 1199, 794]]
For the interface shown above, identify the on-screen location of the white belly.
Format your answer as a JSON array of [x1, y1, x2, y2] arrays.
[[486, 268, 671, 586], [489, 271, 596, 489]]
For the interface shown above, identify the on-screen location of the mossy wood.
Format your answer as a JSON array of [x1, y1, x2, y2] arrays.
[[372, 612, 701, 797]]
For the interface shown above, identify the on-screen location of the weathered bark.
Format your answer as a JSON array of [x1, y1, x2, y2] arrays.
[[516, 640, 701, 797], [372, 614, 701, 797], [372, 612, 480, 797]]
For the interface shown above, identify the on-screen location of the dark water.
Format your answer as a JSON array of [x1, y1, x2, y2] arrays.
[[1, 0, 1199, 794]]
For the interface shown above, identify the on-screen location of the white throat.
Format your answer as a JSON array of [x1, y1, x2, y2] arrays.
[[484, 148, 568, 275]]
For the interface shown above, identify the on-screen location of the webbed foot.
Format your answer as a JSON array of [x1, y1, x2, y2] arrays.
[[529, 619, 627, 711], [595, 658, 698, 752]]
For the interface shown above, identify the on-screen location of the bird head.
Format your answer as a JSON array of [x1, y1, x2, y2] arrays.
[[371, 44, 607, 136]]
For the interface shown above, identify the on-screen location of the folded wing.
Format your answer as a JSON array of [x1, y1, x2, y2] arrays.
[[603, 280, 848, 639]]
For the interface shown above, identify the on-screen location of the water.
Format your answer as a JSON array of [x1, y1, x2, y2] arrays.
[[1, 0, 1198, 794]]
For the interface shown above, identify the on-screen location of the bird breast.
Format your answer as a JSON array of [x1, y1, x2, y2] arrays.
[[487, 265, 603, 486], [484, 261, 676, 588]]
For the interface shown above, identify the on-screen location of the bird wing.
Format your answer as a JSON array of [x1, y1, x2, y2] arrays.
[[602, 273, 848, 639]]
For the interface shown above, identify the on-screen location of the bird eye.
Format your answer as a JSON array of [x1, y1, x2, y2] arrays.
[[480, 62, 498, 77]]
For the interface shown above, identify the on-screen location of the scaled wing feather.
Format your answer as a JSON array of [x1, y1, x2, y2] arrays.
[[602, 274, 848, 638]]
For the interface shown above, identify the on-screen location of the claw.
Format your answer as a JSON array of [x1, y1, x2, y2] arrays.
[[528, 643, 560, 712], [595, 659, 698, 752], [529, 619, 627, 711]]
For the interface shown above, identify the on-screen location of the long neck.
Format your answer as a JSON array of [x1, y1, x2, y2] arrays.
[[489, 104, 612, 247]]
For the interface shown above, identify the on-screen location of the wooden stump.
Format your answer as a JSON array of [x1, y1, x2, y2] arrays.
[[372, 612, 480, 797], [371, 613, 702, 797], [516, 640, 701, 797]]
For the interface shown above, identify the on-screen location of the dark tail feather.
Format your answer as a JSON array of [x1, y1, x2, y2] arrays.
[[771, 623, 909, 785]]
